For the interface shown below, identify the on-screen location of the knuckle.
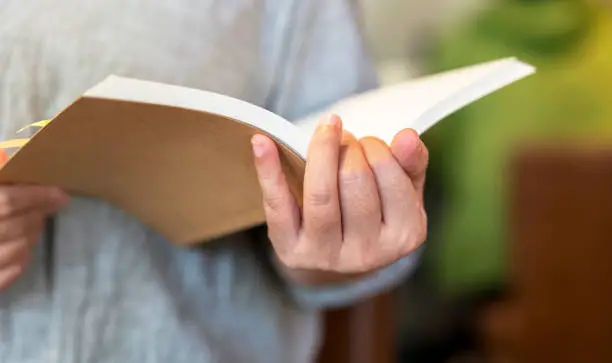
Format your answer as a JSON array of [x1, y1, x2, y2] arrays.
[[395, 229, 413, 247], [336, 240, 367, 273], [364, 205, 381, 220], [263, 194, 286, 213], [276, 244, 310, 270], [363, 256, 383, 272], [353, 202, 379, 221], [363, 246, 388, 271], [306, 190, 333, 208], [344, 235, 370, 251], [0, 220, 23, 239], [317, 253, 339, 272], [276, 252, 298, 269], [349, 258, 376, 274], [384, 177, 409, 196], [261, 168, 285, 186], [0, 192, 14, 217], [338, 170, 366, 187], [264, 197, 281, 214], [398, 227, 427, 254], [0, 239, 28, 266], [0, 214, 43, 240], [307, 214, 336, 236]]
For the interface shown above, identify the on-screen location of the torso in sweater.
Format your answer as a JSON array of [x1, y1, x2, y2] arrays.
[[0, 1, 319, 362]]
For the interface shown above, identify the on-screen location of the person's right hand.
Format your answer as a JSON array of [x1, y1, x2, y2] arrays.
[[0, 150, 69, 291]]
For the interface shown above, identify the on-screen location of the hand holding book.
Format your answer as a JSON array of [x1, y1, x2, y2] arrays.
[[0, 149, 69, 291], [0, 58, 535, 245], [252, 114, 428, 283]]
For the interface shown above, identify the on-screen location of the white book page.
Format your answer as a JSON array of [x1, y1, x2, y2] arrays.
[[78, 57, 534, 161], [84, 76, 311, 158], [295, 58, 535, 144]]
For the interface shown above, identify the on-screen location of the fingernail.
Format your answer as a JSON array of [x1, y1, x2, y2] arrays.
[[403, 129, 420, 150], [320, 114, 341, 128], [251, 135, 266, 158]]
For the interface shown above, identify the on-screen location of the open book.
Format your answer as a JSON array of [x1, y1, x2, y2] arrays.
[[0, 57, 535, 244]]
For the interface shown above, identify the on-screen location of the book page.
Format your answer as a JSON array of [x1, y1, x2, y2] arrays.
[[84, 76, 311, 159], [295, 58, 535, 144]]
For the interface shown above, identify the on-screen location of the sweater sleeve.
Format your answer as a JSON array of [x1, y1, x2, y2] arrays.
[[270, 242, 424, 310], [264, 0, 423, 309]]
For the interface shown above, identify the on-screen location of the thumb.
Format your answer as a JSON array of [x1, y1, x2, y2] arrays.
[[390, 129, 429, 201], [0, 149, 7, 165]]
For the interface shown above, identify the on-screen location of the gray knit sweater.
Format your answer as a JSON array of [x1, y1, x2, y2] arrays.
[[0, 1, 420, 362]]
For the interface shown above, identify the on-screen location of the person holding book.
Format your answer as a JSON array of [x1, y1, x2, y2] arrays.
[[0, 1, 428, 362]]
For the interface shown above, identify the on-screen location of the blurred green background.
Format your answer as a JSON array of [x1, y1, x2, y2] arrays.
[[362, 0, 612, 295]]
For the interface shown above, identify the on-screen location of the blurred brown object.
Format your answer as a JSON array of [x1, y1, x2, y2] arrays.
[[480, 145, 612, 363], [317, 290, 396, 363]]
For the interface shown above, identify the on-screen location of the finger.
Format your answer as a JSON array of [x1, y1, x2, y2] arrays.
[[251, 134, 300, 250], [0, 264, 23, 291], [302, 114, 343, 246], [0, 238, 30, 267], [390, 129, 429, 201], [338, 132, 381, 252], [0, 185, 69, 218], [360, 137, 420, 230], [0, 210, 45, 242]]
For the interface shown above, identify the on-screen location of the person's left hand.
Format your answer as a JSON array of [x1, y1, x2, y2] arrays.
[[251, 114, 428, 281]]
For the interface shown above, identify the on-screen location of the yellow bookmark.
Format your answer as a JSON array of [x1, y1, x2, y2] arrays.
[[0, 119, 51, 149], [17, 119, 50, 133], [0, 138, 31, 149]]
